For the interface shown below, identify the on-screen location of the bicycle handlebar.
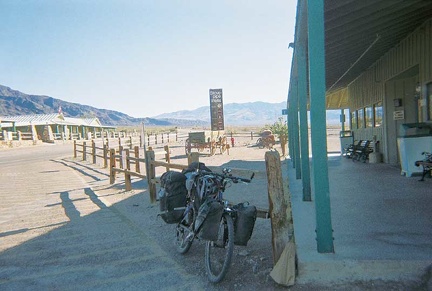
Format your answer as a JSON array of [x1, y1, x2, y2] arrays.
[[198, 170, 254, 184]]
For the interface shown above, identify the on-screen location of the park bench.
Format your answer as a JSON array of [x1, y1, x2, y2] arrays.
[[414, 152, 432, 181], [352, 140, 374, 163], [345, 140, 362, 159]]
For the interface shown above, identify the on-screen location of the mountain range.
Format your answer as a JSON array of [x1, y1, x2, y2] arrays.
[[0, 85, 341, 126], [0, 85, 290, 126]]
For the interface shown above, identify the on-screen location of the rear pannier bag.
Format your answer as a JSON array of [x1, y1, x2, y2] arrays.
[[233, 203, 257, 246], [158, 171, 187, 224], [195, 198, 224, 241]]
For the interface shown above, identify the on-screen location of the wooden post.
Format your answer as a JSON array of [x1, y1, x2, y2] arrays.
[[187, 152, 200, 165], [125, 149, 132, 191], [83, 141, 87, 161], [147, 134, 150, 146], [119, 146, 124, 169], [265, 151, 295, 264], [109, 148, 116, 184], [129, 136, 133, 149], [92, 140, 96, 164], [176, 131, 178, 142], [161, 133, 164, 144], [103, 144, 108, 168], [145, 150, 157, 203], [118, 137, 121, 148], [167, 132, 170, 143], [134, 146, 140, 173], [106, 138, 109, 148], [164, 145, 170, 171], [155, 134, 158, 145], [74, 140, 77, 158], [251, 131, 253, 140]]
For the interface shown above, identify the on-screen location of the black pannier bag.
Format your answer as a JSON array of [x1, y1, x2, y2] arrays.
[[182, 161, 212, 174], [195, 198, 224, 241], [158, 171, 187, 224], [233, 203, 257, 246]]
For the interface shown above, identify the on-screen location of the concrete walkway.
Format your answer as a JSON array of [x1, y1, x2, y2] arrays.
[[288, 155, 432, 287], [0, 153, 204, 290]]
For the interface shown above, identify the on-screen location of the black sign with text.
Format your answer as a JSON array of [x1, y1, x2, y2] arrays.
[[209, 88, 224, 131]]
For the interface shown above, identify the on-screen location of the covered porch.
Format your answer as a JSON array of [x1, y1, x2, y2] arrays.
[[286, 0, 432, 280]]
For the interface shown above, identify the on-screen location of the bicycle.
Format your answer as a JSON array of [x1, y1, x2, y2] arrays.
[[174, 167, 254, 283]]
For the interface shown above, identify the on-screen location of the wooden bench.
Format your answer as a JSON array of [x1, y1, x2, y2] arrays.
[[353, 140, 374, 163]]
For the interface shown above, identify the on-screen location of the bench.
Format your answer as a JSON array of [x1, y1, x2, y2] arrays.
[[345, 140, 362, 159], [415, 152, 432, 181], [352, 140, 373, 162]]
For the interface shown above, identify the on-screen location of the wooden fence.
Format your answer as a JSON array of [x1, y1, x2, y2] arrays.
[[109, 145, 174, 192], [72, 138, 294, 270]]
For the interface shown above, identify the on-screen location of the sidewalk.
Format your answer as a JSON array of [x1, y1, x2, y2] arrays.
[[287, 155, 432, 287]]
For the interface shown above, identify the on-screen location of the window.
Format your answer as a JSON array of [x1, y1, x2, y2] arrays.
[[374, 102, 383, 127], [365, 106, 373, 128], [357, 108, 365, 128], [351, 111, 357, 129]]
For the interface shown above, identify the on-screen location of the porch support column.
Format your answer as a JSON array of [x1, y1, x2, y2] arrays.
[[288, 95, 294, 164], [307, 0, 334, 253], [297, 45, 311, 201], [291, 78, 301, 179]]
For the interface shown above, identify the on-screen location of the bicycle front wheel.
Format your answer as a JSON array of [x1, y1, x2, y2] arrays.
[[204, 213, 234, 283]]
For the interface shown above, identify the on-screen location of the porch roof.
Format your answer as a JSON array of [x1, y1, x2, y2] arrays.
[[293, 0, 432, 109]]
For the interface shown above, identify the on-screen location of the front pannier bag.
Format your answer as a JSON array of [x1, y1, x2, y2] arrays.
[[158, 171, 187, 224], [195, 198, 224, 241], [233, 203, 257, 246]]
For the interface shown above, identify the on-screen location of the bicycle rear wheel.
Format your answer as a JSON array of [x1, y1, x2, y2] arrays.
[[175, 208, 195, 254], [204, 213, 234, 283]]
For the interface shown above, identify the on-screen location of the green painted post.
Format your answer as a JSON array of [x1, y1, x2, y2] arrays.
[[297, 46, 312, 201], [287, 97, 294, 164], [291, 78, 301, 179], [307, 0, 334, 253]]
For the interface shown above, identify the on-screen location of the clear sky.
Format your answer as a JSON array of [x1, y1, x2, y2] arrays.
[[0, 0, 296, 118]]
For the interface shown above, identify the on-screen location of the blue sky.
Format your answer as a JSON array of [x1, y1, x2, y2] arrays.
[[1, 1, 296, 118]]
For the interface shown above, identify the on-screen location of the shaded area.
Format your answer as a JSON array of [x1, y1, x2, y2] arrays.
[[289, 155, 432, 284]]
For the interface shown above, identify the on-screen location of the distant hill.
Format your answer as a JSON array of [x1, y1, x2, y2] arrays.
[[154, 101, 287, 126]]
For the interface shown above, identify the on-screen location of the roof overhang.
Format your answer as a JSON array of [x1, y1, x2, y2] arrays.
[[292, 0, 432, 109]]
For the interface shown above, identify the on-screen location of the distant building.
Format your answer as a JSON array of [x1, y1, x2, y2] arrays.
[[0, 113, 115, 142]]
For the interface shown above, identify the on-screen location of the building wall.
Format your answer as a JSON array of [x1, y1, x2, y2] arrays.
[[347, 18, 432, 163]]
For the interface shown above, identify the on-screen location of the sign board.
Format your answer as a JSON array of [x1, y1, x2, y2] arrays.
[[282, 109, 288, 115], [209, 88, 224, 131], [393, 109, 405, 120]]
